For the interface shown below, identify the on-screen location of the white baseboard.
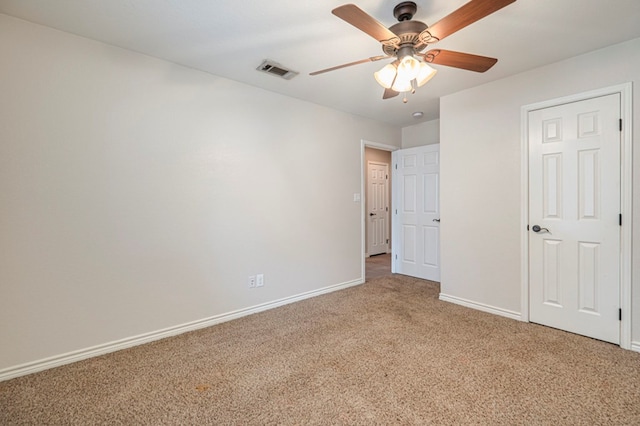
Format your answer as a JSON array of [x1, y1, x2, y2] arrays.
[[439, 293, 522, 321], [439, 295, 640, 352], [0, 277, 364, 382]]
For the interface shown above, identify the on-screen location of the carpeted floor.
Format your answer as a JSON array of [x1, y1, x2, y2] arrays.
[[1, 275, 639, 425]]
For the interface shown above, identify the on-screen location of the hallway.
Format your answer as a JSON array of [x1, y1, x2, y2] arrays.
[[365, 253, 391, 280]]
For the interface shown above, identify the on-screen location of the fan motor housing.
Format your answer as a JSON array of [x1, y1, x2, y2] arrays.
[[383, 20, 428, 56]]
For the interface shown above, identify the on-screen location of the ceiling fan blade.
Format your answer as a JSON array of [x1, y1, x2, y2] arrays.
[[310, 55, 388, 76], [383, 88, 399, 99], [423, 49, 498, 72], [421, 0, 516, 43], [332, 4, 400, 46]]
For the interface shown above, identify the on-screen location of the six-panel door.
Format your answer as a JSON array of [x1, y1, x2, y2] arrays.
[[528, 94, 621, 344]]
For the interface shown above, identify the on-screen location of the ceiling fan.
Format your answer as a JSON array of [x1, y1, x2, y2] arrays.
[[310, 0, 517, 102]]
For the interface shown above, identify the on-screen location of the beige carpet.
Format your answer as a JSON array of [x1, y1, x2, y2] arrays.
[[2, 275, 639, 425]]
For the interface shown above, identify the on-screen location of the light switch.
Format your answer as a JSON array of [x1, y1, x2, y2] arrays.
[[353, 193, 361, 202]]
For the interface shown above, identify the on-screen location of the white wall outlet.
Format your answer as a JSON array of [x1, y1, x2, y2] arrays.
[[256, 274, 264, 287], [248, 275, 256, 288], [353, 193, 361, 202]]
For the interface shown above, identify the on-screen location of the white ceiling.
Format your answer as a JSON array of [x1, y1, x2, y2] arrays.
[[2, 0, 640, 127]]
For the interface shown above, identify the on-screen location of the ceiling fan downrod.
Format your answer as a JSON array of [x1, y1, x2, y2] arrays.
[[393, 2, 418, 22]]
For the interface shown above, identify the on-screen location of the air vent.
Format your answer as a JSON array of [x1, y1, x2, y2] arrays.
[[257, 60, 299, 80]]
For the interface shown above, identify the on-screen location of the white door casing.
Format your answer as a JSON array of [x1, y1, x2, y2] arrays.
[[392, 144, 440, 282], [367, 161, 389, 256], [528, 93, 621, 344]]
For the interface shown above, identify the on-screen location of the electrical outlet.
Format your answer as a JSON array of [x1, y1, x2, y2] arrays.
[[248, 275, 256, 288], [256, 274, 264, 287]]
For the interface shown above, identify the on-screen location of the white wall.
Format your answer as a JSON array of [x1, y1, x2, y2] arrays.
[[402, 119, 439, 148], [440, 37, 640, 345], [0, 14, 401, 375]]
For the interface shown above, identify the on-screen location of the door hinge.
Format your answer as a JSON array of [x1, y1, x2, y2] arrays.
[[395, 164, 398, 170], [386, 239, 389, 244], [395, 209, 398, 214], [386, 174, 388, 180], [619, 118, 623, 132], [526, 224, 530, 231], [386, 206, 388, 212], [619, 308, 622, 321], [619, 214, 622, 226], [395, 254, 398, 260]]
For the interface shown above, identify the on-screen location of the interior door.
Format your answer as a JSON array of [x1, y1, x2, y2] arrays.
[[528, 93, 620, 344], [392, 144, 440, 281], [367, 161, 389, 256]]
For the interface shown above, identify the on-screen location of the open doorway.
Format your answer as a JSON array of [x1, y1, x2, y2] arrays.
[[362, 141, 398, 281]]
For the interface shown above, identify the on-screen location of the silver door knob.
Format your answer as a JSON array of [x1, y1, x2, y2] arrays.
[[433, 219, 440, 222]]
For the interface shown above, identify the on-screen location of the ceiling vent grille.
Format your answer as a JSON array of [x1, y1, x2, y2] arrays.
[[257, 60, 299, 80]]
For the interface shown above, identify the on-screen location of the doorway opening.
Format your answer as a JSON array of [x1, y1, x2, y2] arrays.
[[361, 140, 399, 281]]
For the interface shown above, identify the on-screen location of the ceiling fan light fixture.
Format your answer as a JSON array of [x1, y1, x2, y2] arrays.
[[396, 54, 421, 81], [391, 75, 412, 93], [374, 63, 397, 89], [416, 62, 437, 87]]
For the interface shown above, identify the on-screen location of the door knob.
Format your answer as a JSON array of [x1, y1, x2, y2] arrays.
[[369, 213, 376, 216], [532, 225, 550, 233], [433, 219, 440, 222]]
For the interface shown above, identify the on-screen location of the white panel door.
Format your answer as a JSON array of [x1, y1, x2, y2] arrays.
[[529, 94, 620, 344], [367, 161, 389, 256], [392, 144, 440, 281]]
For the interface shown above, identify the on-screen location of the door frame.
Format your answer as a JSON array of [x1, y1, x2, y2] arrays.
[[361, 139, 400, 280], [520, 83, 633, 349]]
